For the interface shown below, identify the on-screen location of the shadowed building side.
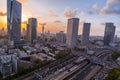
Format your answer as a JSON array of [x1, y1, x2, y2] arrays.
[[104, 23, 116, 46], [28, 18, 37, 43], [82, 23, 91, 46]]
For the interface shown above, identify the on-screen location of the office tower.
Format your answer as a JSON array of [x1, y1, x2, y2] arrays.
[[7, 0, 22, 44], [56, 31, 66, 43], [82, 23, 91, 46], [28, 18, 37, 43], [104, 23, 116, 46], [66, 18, 79, 48]]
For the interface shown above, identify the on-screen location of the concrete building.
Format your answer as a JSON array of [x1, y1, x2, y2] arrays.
[[82, 23, 91, 46], [28, 18, 37, 43], [104, 23, 116, 46], [0, 55, 17, 78], [7, 0, 21, 44], [56, 31, 66, 43], [66, 18, 79, 48]]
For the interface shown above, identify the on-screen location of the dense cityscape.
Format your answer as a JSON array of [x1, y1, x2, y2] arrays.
[[0, 0, 120, 80]]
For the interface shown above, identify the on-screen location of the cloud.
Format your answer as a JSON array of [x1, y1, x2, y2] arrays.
[[64, 9, 78, 18], [87, 11, 94, 15], [48, 10, 59, 17], [100, 0, 120, 15], [0, 12, 7, 16], [93, 3, 100, 10], [54, 20, 61, 23], [79, 11, 84, 16]]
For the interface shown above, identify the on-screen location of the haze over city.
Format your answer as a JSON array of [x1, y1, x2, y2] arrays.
[[0, 0, 120, 37]]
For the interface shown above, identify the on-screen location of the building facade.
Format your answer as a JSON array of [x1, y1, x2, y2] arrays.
[[66, 18, 79, 48], [0, 55, 17, 78], [104, 23, 116, 46], [56, 31, 66, 43], [82, 23, 91, 46], [28, 18, 37, 43], [7, 0, 22, 44], [26, 24, 31, 42]]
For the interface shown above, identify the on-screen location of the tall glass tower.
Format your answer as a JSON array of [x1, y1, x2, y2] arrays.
[[104, 23, 116, 46], [28, 18, 37, 43], [7, 0, 22, 44], [82, 23, 91, 46]]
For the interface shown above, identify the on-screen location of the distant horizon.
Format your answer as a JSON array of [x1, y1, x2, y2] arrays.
[[0, 0, 120, 37]]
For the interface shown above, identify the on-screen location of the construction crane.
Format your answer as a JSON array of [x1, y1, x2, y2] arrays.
[[39, 23, 46, 34]]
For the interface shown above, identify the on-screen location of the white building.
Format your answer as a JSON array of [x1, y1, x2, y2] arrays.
[[0, 48, 5, 55], [0, 55, 17, 78], [31, 53, 55, 61], [56, 31, 66, 43], [82, 23, 91, 46], [0, 39, 13, 46], [66, 18, 79, 48], [117, 57, 120, 65]]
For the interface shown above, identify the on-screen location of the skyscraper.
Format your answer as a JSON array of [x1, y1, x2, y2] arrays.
[[28, 18, 37, 43], [7, 0, 22, 44], [66, 18, 79, 48], [82, 23, 91, 46], [104, 23, 116, 46]]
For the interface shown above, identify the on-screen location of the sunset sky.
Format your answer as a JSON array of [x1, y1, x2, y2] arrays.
[[0, 0, 120, 36]]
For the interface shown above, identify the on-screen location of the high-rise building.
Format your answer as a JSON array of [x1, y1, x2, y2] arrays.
[[104, 23, 116, 46], [7, 0, 22, 44], [82, 23, 91, 46], [56, 31, 66, 43], [28, 18, 37, 43], [66, 18, 79, 48]]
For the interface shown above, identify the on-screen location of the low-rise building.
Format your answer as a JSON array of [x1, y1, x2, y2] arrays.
[[56, 31, 66, 43], [0, 55, 17, 78], [31, 53, 55, 61]]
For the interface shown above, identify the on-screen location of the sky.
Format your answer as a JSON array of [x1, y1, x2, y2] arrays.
[[0, 0, 120, 36]]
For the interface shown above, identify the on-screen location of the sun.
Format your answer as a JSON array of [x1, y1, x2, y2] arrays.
[[22, 14, 27, 22], [2, 16, 7, 23]]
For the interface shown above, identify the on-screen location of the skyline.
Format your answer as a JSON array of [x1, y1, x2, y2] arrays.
[[0, 0, 120, 37]]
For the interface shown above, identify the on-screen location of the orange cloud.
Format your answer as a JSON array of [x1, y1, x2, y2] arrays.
[[48, 10, 59, 17], [53, 20, 61, 23], [64, 9, 78, 18]]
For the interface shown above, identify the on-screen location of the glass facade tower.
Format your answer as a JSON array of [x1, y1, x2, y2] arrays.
[[7, 0, 22, 44]]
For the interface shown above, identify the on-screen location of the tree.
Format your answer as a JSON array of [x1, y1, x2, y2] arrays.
[[112, 51, 120, 61], [104, 68, 120, 80]]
